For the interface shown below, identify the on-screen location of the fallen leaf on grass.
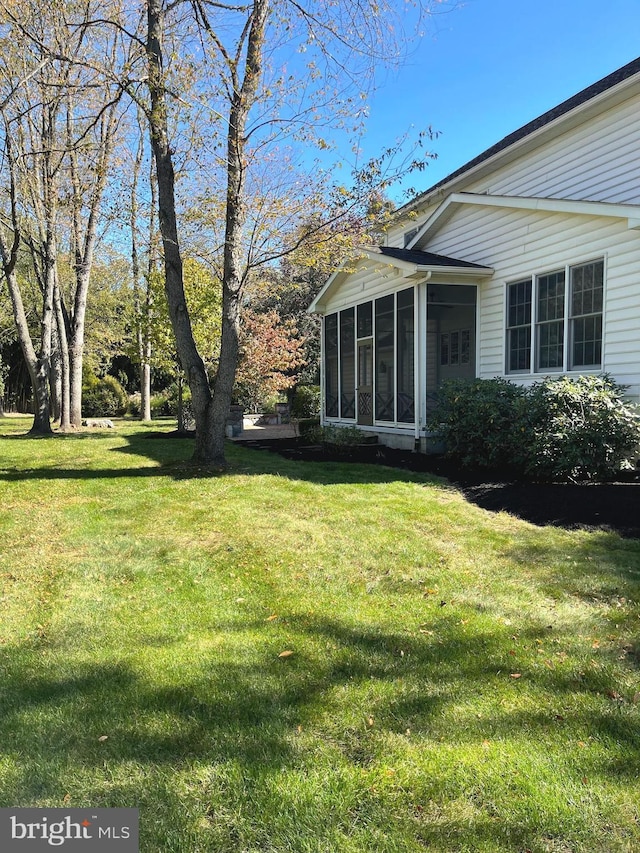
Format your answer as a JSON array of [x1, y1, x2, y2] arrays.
[[510, 673, 522, 679], [97, 735, 109, 742], [278, 650, 294, 659], [265, 614, 278, 622]]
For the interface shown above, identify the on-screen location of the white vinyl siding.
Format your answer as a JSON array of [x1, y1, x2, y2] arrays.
[[322, 259, 415, 314], [385, 84, 640, 249], [465, 95, 640, 204], [422, 200, 640, 399]]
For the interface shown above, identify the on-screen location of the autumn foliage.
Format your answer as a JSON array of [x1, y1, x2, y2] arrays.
[[234, 310, 306, 411]]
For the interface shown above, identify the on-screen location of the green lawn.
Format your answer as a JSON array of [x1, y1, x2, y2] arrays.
[[0, 415, 639, 852]]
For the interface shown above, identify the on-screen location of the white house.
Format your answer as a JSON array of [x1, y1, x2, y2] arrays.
[[308, 56, 640, 451]]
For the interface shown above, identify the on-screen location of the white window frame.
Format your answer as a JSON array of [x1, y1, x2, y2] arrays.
[[505, 258, 604, 376]]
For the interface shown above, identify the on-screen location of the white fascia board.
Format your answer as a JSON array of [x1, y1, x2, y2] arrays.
[[408, 192, 640, 248], [307, 246, 493, 315], [308, 247, 426, 314], [307, 252, 368, 314]]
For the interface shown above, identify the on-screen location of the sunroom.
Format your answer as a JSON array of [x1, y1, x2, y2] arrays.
[[308, 247, 493, 450]]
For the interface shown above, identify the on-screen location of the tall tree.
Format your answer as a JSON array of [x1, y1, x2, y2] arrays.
[[129, 127, 156, 421], [1, 0, 441, 449], [142, 0, 436, 465], [0, 0, 126, 431]]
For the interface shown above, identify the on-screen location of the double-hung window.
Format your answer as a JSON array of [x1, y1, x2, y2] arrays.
[[506, 279, 532, 373], [506, 259, 603, 374], [536, 270, 565, 371], [570, 260, 603, 369]]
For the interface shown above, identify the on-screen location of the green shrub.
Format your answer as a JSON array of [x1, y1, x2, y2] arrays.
[[127, 393, 141, 418], [82, 375, 128, 418], [150, 393, 169, 417], [150, 383, 191, 417], [323, 425, 373, 453], [429, 375, 640, 481], [428, 378, 527, 471], [524, 374, 640, 481], [297, 417, 322, 443], [291, 385, 321, 419]]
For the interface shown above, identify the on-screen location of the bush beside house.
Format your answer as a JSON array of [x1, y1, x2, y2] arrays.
[[429, 375, 640, 482]]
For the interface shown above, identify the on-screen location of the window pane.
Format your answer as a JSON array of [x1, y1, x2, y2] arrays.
[[537, 271, 565, 322], [450, 331, 459, 365], [396, 287, 414, 423], [570, 260, 603, 369], [537, 320, 564, 370], [508, 326, 531, 372], [339, 308, 355, 418], [572, 315, 602, 368], [506, 279, 531, 372], [375, 295, 394, 421], [508, 279, 531, 328], [440, 333, 450, 366], [461, 329, 471, 364], [571, 260, 603, 316], [536, 271, 565, 371], [357, 301, 372, 338], [324, 314, 338, 417], [403, 227, 418, 248]]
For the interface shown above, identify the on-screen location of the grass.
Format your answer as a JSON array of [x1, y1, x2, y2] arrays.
[[0, 414, 639, 852]]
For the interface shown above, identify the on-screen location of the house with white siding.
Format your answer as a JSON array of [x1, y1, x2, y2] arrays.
[[308, 56, 640, 451]]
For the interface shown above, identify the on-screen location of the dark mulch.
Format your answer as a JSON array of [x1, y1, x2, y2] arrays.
[[236, 436, 640, 539]]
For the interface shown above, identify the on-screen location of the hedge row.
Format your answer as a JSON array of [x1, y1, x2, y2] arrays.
[[428, 375, 640, 482]]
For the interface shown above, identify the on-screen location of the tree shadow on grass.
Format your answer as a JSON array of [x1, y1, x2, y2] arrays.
[[4, 429, 640, 542], [0, 430, 451, 490], [2, 610, 639, 850]]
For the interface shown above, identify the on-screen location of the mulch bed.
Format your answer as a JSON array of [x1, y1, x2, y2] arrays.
[[236, 436, 640, 539]]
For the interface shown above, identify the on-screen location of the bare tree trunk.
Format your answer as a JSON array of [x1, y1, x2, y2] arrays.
[[53, 279, 71, 430], [0, 131, 54, 434], [131, 127, 154, 422], [0, 230, 53, 434], [142, 154, 158, 423], [0, 358, 5, 416], [50, 326, 62, 422], [206, 0, 269, 462], [146, 0, 215, 461], [67, 102, 118, 427], [145, 0, 269, 465]]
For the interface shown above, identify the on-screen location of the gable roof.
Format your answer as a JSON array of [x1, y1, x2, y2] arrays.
[[308, 246, 493, 313], [407, 192, 640, 249], [398, 56, 640, 218]]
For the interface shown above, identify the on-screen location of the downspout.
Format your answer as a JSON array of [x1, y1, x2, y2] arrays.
[[319, 313, 325, 427], [415, 271, 432, 450]]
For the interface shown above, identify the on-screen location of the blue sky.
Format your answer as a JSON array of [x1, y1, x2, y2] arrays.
[[356, 0, 640, 201]]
